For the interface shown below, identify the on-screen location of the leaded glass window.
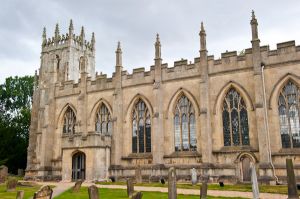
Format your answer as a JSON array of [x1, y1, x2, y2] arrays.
[[222, 88, 249, 146], [278, 81, 300, 148], [132, 99, 151, 153], [174, 95, 197, 151], [63, 107, 76, 134], [95, 104, 112, 135]]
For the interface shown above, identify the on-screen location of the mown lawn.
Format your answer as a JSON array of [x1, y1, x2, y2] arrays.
[[55, 187, 246, 199], [96, 181, 292, 195], [0, 184, 41, 199]]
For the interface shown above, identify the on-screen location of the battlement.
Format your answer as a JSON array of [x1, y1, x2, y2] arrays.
[[41, 20, 95, 52]]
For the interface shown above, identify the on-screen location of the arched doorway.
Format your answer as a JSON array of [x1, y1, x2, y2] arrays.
[[72, 152, 86, 181]]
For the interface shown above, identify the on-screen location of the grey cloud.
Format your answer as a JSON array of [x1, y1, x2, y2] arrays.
[[1, 0, 300, 82]]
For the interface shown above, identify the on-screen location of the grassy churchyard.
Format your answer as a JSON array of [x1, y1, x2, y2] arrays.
[[0, 184, 41, 199], [55, 187, 246, 199]]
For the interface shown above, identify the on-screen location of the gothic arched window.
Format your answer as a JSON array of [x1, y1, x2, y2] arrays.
[[278, 81, 300, 148], [95, 104, 112, 135], [63, 107, 76, 134], [132, 99, 151, 153], [174, 95, 197, 151], [222, 88, 249, 146]]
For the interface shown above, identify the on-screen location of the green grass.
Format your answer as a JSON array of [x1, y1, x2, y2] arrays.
[[55, 187, 246, 199], [0, 184, 41, 199], [96, 181, 292, 195]]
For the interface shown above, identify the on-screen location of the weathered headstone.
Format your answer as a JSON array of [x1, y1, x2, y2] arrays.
[[191, 168, 197, 185], [16, 190, 24, 199], [33, 185, 53, 199], [168, 167, 177, 199], [88, 185, 99, 199], [72, 180, 83, 193], [250, 164, 259, 199], [0, 165, 8, 183], [135, 166, 142, 183], [286, 158, 299, 199], [131, 191, 143, 199], [126, 178, 134, 197], [6, 178, 18, 191], [17, 169, 24, 177], [200, 181, 208, 199]]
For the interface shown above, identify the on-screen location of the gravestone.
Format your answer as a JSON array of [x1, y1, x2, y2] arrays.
[[17, 169, 24, 177], [6, 178, 18, 191], [200, 181, 208, 199], [191, 168, 197, 185], [33, 185, 53, 199], [88, 185, 99, 199], [168, 167, 177, 199], [286, 158, 299, 199], [16, 190, 24, 199], [72, 180, 83, 193], [126, 178, 134, 197], [131, 191, 143, 199], [250, 164, 259, 199], [135, 166, 142, 183], [0, 165, 8, 183]]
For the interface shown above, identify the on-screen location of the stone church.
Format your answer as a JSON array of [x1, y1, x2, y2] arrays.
[[25, 12, 300, 183]]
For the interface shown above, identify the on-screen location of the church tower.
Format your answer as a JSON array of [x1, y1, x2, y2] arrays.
[[39, 20, 95, 86]]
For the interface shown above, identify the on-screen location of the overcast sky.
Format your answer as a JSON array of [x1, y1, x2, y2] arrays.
[[1, 0, 300, 82]]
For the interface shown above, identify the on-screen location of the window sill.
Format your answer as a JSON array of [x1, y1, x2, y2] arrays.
[[163, 151, 201, 158], [272, 148, 300, 156], [212, 146, 258, 153], [121, 153, 153, 160]]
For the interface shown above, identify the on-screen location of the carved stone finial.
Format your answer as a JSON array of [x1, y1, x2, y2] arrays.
[[116, 41, 122, 67], [91, 32, 95, 50], [155, 33, 161, 60], [80, 26, 85, 45], [55, 23, 59, 38], [42, 27, 47, 46], [69, 19, 74, 32], [250, 10, 259, 40], [199, 21, 207, 52]]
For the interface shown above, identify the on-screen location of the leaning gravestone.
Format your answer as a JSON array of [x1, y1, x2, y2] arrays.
[[16, 190, 24, 199], [131, 191, 143, 199], [168, 167, 177, 199], [286, 158, 299, 199], [200, 181, 208, 199], [191, 168, 197, 185], [88, 185, 99, 199], [0, 165, 8, 183], [126, 178, 134, 197], [72, 180, 83, 193], [6, 177, 18, 191], [250, 164, 259, 199], [135, 166, 142, 183], [33, 185, 53, 199]]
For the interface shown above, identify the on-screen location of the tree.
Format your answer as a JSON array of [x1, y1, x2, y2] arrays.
[[0, 76, 34, 173]]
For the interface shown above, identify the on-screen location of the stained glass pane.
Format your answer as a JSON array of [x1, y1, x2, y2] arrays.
[[190, 114, 196, 151], [63, 107, 76, 134], [240, 108, 250, 145], [174, 115, 181, 151], [222, 109, 231, 146], [231, 109, 240, 145], [289, 105, 300, 147], [132, 119, 137, 153], [146, 118, 151, 152], [182, 114, 189, 151], [95, 104, 111, 134], [138, 119, 144, 153]]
